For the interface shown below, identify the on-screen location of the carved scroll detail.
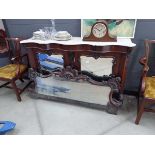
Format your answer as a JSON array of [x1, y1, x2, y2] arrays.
[[29, 66, 122, 113]]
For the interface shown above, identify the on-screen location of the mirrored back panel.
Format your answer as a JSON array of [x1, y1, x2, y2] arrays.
[[80, 56, 113, 76]]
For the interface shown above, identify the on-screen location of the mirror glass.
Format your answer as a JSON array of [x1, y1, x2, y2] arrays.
[[81, 56, 113, 76], [38, 53, 64, 71]]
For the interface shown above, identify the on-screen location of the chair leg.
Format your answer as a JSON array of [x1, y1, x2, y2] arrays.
[[135, 99, 145, 125], [136, 97, 140, 115], [11, 80, 22, 102]]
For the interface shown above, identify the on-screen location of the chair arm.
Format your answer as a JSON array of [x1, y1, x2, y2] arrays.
[[6, 37, 24, 64], [138, 55, 149, 96], [139, 56, 147, 66], [6, 38, 28, 77], [5, 37, 22, 53], [140, 65, 149, 96], [1, 37, 27, 78], [11, 54, 29, 78], [5, 37, 22, 42], [11, 53, 28, 62]]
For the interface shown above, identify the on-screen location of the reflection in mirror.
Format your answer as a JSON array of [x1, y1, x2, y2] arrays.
[[81, 56, 113, 76], [35, 76, 111, 106], [37, 53, 64, 73]]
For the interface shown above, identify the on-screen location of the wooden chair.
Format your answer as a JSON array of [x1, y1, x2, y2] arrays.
[[0, 29, 32, 101], [135, 39, 155, 124]]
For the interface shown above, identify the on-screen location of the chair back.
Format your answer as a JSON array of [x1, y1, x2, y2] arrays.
[[0, 29, 22, 64], [144, 40, 155, 77], [0, 29, 9, 54]]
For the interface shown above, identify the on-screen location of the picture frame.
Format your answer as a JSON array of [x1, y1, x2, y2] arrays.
[[81, 19, 137, 39]]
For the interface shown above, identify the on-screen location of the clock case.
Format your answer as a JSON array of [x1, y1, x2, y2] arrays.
[[83, 21, 116, 42]]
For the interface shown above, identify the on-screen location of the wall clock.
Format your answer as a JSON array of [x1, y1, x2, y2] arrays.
[[83, 21, 116, 42]]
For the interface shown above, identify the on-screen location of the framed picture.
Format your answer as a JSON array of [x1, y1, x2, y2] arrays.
[[81, 19, 137, 39]]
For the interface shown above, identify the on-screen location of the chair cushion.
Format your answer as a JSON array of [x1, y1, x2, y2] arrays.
[[0, 64, 27, 79], [144, 77, 155, 99]]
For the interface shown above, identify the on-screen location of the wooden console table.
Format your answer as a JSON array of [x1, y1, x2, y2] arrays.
[[21, 37, 136, 114]]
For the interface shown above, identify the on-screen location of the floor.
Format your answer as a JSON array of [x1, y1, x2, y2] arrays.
[[0, 82, 155, 135]]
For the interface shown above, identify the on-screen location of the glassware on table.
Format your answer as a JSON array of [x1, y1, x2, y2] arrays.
[[50, 19, 57, 39], [33, 29, 46, 40], [43, 27, 52, 40], [41, 19, 57, 40]]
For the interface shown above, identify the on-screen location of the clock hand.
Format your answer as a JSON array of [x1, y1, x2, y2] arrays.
[[96, 28, 100, 31]]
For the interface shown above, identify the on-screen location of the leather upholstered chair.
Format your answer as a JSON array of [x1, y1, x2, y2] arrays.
[[0, 29, 31, 101], [135, 39, 155, 124]]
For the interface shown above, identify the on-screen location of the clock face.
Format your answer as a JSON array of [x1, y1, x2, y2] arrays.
[[92, 23, 107, 38]]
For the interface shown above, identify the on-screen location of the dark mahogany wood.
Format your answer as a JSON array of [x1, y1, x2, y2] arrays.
[[0, 29, 32, 101], [83, 21, 116, 42], [135, 39, 155, 124], [24, 43, 132, 92], [22, 41, 133, 114]]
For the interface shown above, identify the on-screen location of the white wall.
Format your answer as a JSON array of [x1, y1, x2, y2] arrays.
[[0, 19, 5, 30]]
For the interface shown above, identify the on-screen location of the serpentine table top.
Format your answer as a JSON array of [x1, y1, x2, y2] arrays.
[[20, 37, 136, 47]]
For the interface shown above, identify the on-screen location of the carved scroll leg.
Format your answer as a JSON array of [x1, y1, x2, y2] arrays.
[[106, 91, 123, 115]]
